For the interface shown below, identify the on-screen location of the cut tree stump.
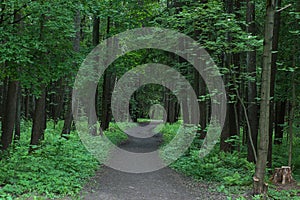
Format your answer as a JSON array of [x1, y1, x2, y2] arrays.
[[270, 166, 294, 184]]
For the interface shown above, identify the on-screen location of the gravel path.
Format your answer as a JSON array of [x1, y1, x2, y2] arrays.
[[81, 122, 227, 200]]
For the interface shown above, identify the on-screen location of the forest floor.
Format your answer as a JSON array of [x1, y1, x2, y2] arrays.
[[80, 123, 227, 200]]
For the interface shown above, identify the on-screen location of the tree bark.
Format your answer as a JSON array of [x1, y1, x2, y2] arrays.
[[270, 166, 293, 184], [1, 80, 19, 150], [100, 71, 116, 131], [220, 0, 237, 152], [100, 16, 116, 131], [274, 101, 285, 144], [288, 72, 295, 167], [253, 0, 275, 196], [30, 87, 46, 151], [24, 89, 30, 120], [268, 0, 281, 168], [53, 79, 65, 125], [14, 83, 21, 140], [246, 0, 258, 163], [62, 8, 81, 136], [0, 78, 8, 121]]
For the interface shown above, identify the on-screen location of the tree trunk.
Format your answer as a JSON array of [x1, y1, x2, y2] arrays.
[[62, 89, 73, 137], [53, 79, 65, 125], [199, 77, 207, 138], [14, 83, 21, 140], [0, 78, 8, 121], [100, 16, 116, 131], [253, 0, 275, 196], [220, 0, 237, 152], [100, 71, 116, 131], [288, 72, 295, 167], [267, 0, 281, 168], [246, 0, 258, 163], [24, 90, 30, 120], [220, 103, 237, 152], [93, 15, 100, 46], [193, 57, 207, 138], [61, 8, 81, 136], [274, 101, 285, 144], [30, 87, 46, 151], [1, 80, 19, 150]]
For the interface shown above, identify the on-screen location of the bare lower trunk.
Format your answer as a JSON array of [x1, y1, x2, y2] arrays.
[[268, 0, 281, 168], [14, 84, 21, 140], [62, 8, 81, 136], [246, 0, 258, 163], [274, 101, 285, 144], [253, 0, 275, 196], [62, 89, 73, 137], [30, 87, 46, 151], [100, 71, 116, 131], [1, 80, 19, 150]]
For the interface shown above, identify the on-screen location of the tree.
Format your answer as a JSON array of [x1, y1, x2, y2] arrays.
[[1, 80, 19, 150], [253, 0, 276, 195], [246, 0, 258, 163], [62, 6, 81, 137], [0, 10, 23, 150]]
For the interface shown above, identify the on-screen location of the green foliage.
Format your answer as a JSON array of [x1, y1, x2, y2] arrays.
[[160, 123, 300, 198], [267, 187, 300, 200], [104, 122, 129, 145], [272, 133, 300, 182], [0, 121, 128, 199], [159, 123, 255, 186]]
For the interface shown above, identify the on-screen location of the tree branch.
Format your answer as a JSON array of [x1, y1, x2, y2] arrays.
[[276, 4, 292, 13], [8, 13, 31, 24]]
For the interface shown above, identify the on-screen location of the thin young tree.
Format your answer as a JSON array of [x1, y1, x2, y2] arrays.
[[253, 0, 276, 196]]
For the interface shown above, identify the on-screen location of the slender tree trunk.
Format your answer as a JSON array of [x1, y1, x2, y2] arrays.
[[30, 87, 46, 150], [53, 79, 65, 125], [193, 57, 207, 138], [1, 77, 8, 121], [100, 16, 116, 131], [1, 80, 19, 150], [253, 0, 275, 196], [100, 71, 116, 130], [93, 15, 100, 46], [220, 103, 237, 152], [24, 90, 30, 120], [93, 14, 100, 118], [274, 101, 285, 144], [62, 89, 73, 137], [14, 83, 21, 140], [288, 72, 295, 167], [267, 0, 281, 168], [199, 77, 207, 138], [62, 8, 81, 136], [246, 0, 258, 163], [88, 11, 100, 135], [220, 0, 237, 152]]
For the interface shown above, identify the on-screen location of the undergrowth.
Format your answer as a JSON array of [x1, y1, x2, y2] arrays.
[[0, 121, 128, 199], [159, 122, 300, 199]]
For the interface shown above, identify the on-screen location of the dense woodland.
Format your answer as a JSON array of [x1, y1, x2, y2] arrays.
[[0, 0, 300, 199]]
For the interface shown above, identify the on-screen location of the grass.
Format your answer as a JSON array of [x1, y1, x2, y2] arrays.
[[0, 121, 129, 199]]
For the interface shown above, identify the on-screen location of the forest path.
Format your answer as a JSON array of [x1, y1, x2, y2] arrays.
[[81, 122, 227, 200]]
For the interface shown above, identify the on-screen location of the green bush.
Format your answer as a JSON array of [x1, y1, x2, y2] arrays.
[[159, 122, 254, 186]]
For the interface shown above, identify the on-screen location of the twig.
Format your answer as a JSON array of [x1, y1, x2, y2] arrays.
[[235, 88, 257, 162], [276, 4, 292, 13]]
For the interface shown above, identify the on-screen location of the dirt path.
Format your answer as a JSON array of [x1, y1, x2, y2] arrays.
[[81, 123, 227, 200]]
